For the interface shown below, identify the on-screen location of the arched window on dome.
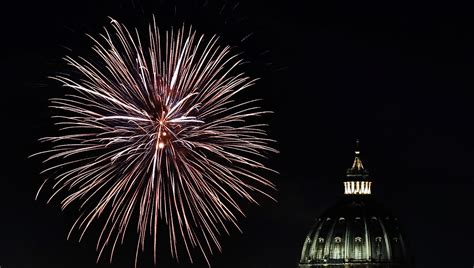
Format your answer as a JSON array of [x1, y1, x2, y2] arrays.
[[316, 237, 325, 260], [354, 236, 363, 260], [330, 236, 343, 260], [374, 236, 383, 260], [391, 236, 403, 261]]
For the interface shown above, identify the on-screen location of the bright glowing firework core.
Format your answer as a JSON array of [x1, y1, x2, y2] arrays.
[[35, 18, 277, 266]]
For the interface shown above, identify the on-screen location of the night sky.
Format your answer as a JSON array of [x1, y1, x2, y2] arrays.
[[1, 0, 473, 267]]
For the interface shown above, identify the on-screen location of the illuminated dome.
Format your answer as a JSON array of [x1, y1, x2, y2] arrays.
[[298, 142, 412, 267]]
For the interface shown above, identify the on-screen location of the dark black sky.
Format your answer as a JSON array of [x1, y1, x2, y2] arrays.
[[1, 0, 473, 267]]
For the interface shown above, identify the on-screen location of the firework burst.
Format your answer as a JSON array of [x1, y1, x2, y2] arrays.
[[34, 18, 277, 266]]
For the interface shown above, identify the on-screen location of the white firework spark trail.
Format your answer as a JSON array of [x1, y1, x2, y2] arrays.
[[34, 17, 277, 266]]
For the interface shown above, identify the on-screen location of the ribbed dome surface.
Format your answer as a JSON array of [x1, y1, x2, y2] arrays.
[[299, 196, 410, 267]]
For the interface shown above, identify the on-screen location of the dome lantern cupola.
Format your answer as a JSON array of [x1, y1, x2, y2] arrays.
[[344, 140, 372, 195]]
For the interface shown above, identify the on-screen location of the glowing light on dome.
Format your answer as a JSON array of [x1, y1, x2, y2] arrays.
[[344, 181, 372, 194]]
